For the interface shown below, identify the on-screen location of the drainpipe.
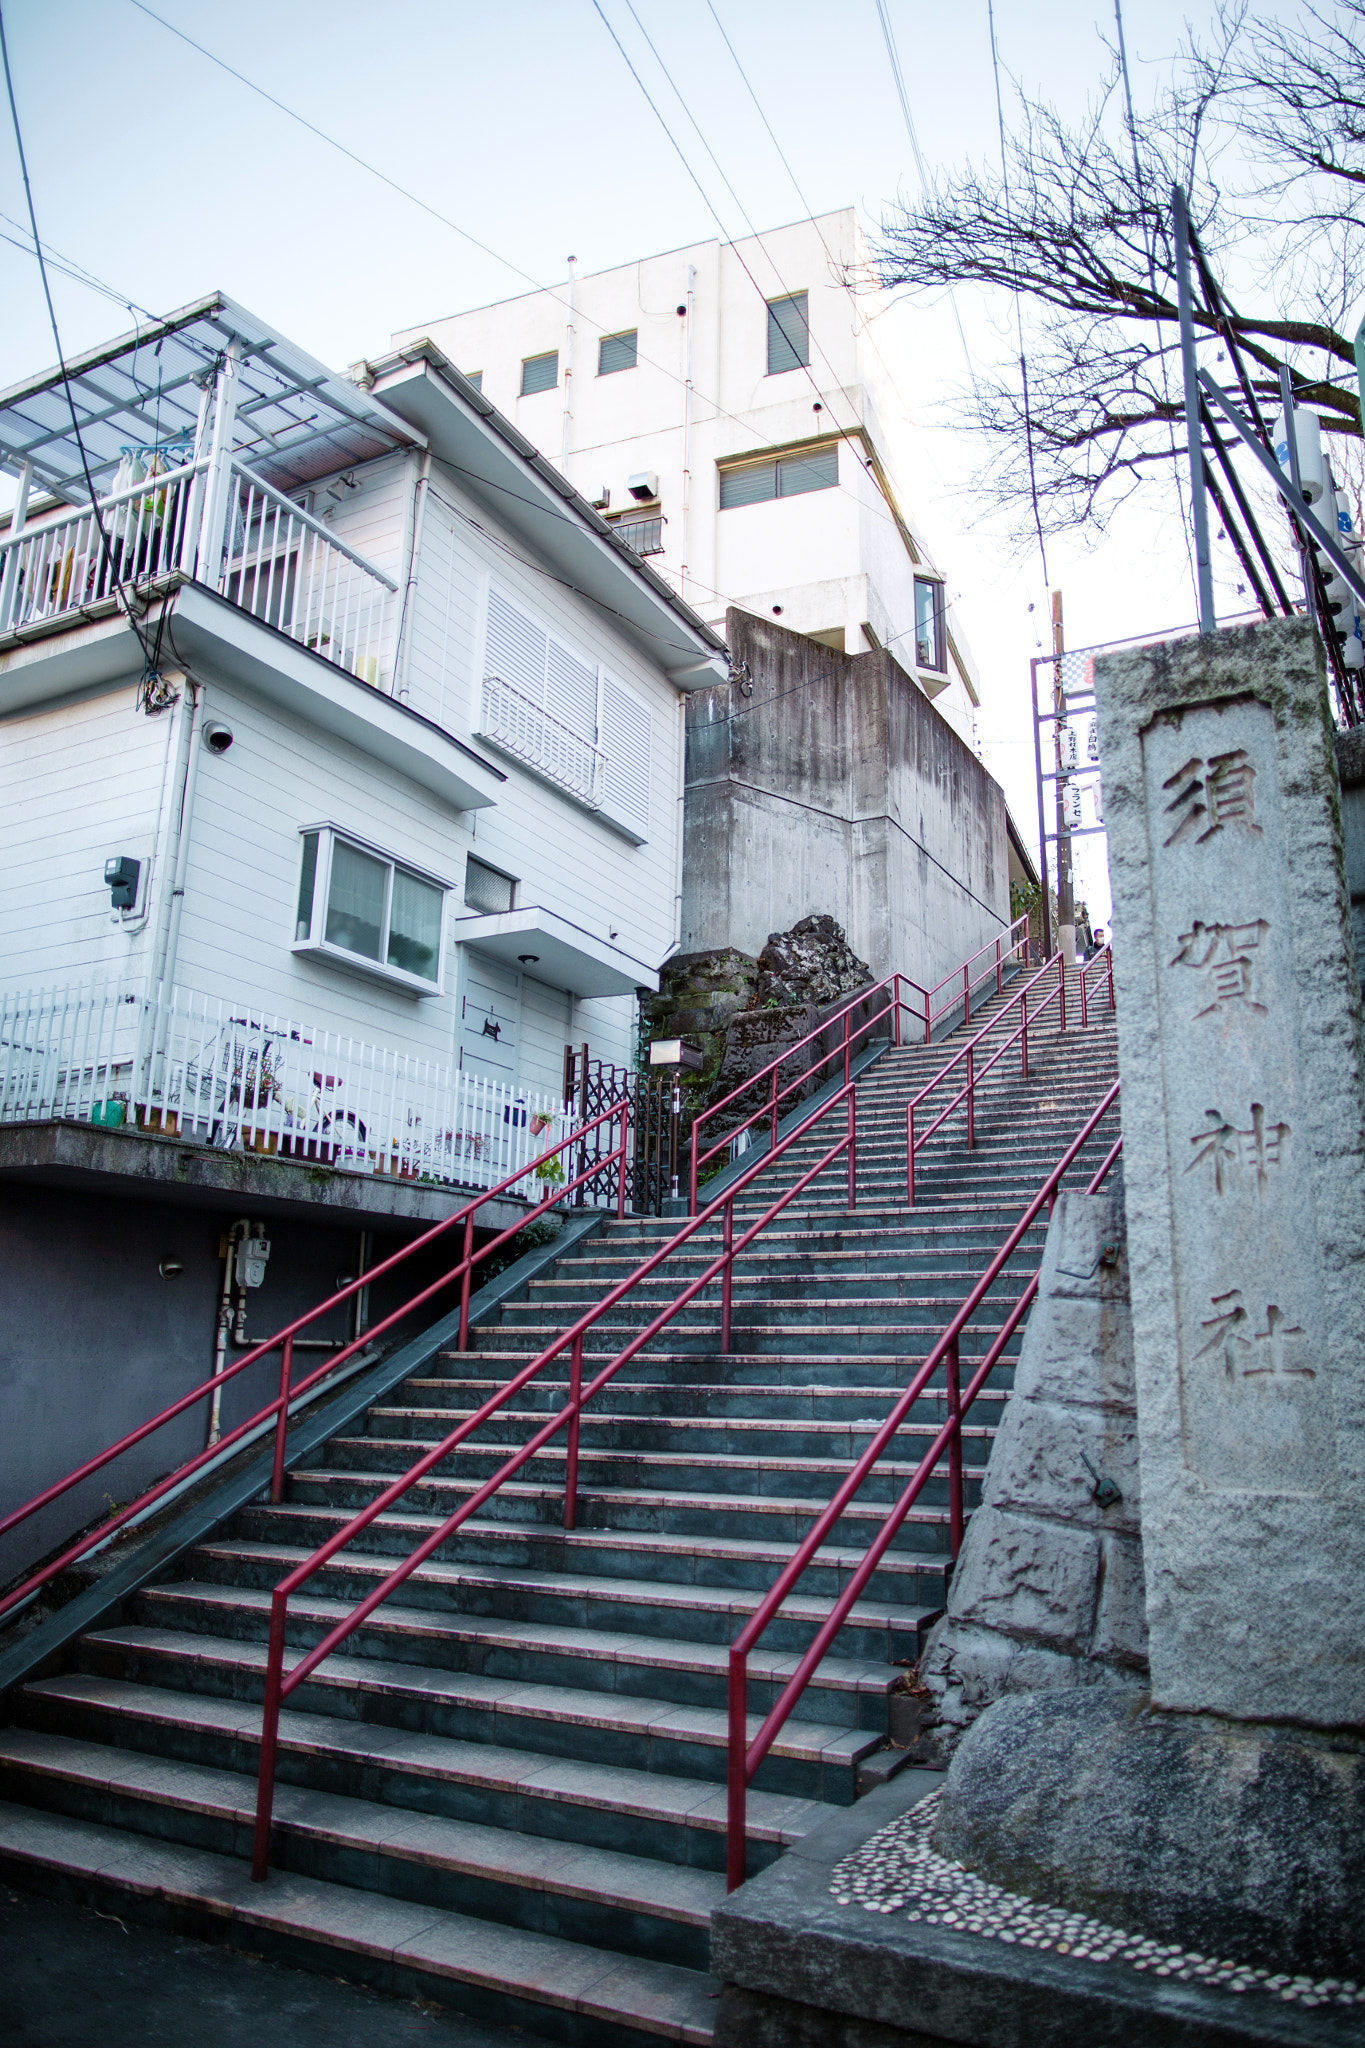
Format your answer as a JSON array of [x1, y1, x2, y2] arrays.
[[561, 256, 577, 475], [673, 695, 687, 951], [209, 1217, 251, 1445], [681, 264, 695, 603], [397, 450, 433, 703], [159, 679, 205, 1002]]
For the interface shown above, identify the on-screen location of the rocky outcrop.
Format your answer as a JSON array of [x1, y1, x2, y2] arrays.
[[645, 916, 877, 1164]]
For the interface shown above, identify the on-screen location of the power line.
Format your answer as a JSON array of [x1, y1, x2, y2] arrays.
[[986, 0, 1049, 589], [0, 210, 158, 321], [0, 1, 162, 684], [701, 1, 923, 436], [124, 0, 851, 498], [872, 0, 977, 389]]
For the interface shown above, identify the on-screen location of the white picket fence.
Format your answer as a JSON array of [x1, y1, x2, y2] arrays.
[[0, 981, 598, 1203]]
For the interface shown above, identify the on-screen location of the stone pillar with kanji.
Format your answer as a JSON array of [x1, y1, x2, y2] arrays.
[[1095, 615, 1365, 1727]]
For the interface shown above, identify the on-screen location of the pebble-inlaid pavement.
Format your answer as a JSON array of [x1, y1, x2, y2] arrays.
[[829, 1789, 1364, 2011]]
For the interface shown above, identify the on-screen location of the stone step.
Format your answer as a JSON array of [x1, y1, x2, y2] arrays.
[[407, 1375, 1007, 1426], [285, 1465, 966, 1558], [182, 1538, 934, 1663], [443, 1350, 1018, 1392], [73, 1626, 877, 1801], [130, 1581, 896, 1731], [362, 1405, 997, 1465], [12, 1673, 820, 1876], [0, 1804, 718, 2046], [317, 1435, 987, 1514], [234, 1501, 953, 1608], [0, 1727, 721, 1971]]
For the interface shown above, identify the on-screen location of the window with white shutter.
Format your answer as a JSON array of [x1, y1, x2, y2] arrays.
[[598, 674, 651, 843]]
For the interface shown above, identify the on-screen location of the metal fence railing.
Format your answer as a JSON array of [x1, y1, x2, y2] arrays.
[[0, 979, 587, 1202]]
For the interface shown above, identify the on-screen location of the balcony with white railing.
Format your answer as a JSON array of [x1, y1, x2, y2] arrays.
[[0, 295, 403, 694], [478, 671, 607, 808], [0, 979, 592, 1205]]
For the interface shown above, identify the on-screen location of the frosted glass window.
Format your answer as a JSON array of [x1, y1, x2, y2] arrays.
[[325, 841, 386, 961]]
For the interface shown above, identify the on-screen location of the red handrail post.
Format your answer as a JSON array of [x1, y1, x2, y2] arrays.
[[843, 1010, 850, 1089], [846, 1088, 856, 1208], [1108, 947, 1115, 1011], [966, 1047, 975, 1151], [1021, 991, 1029, 1081], [922, 989, 930, 1045], [457, 1213, 474, 1350], [1081, 958, 1089, 1029], [563, 1332, 583, 1530], [720, 1197, 734, 1354], [995, 936, 1002, 997], [769, 1069, 778, 1153], [1059, 953, 1067, 1033], [726, 1649, 748, 1892], [250, 1588, 289, 1881], [963, 962, 970, 1029], [893, 975, 902, 1049], [616, 1102, 628, 1220], [269, 1335, 294, 1506], [946, 1334, 964, 1559], [906, 1102, 916, 1208]]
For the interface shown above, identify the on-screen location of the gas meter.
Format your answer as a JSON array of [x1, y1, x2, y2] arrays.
[[235, 1234, 271, 1290]]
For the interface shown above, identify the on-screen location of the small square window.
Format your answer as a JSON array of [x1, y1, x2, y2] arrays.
[[464, 855, 516, 914], [767, 293, 809, 375], [293, 827, 449, 994], [914, 578, 946, 673], [521, 351, 558, 396], [598, 330, 638, 375]]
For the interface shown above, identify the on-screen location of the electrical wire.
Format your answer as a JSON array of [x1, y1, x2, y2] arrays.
[[701, 1, 925, 457], [125, 0, 855, 497], [986, 0, 1049, 589], [0, 211, 158, 321], [1112, 0, 1195, 596], [873, 0, 977, 389], [0, 1, 161, 685]]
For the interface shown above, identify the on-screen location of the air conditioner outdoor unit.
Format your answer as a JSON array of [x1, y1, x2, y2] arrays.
[[628, 471, 659, 502], [589, 486, 610, 510]]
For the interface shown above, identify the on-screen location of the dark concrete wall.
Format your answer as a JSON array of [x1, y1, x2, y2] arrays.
[[682, 612, 1009, 988], [0, 1183, 472, 1590]]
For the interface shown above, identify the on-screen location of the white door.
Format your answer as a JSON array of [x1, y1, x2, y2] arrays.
[[457, 949, 522, 1087]]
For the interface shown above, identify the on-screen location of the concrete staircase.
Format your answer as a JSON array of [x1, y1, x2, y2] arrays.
[[0, 971, 1119, 2045]]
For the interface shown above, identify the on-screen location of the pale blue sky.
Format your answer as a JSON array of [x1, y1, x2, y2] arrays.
[[0, 0, 1273, 915]]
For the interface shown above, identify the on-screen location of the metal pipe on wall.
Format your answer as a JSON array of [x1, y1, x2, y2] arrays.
[[561, 256, 577, 475]]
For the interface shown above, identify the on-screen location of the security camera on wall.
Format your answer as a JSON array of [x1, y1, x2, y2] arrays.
[[202, 722, 234, 755]]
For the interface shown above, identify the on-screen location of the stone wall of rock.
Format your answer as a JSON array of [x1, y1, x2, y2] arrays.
[[918, 1190, 1147, 1754], [644, 916, 876, 1160]]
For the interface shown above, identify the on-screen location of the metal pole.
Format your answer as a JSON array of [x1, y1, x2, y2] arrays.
[[946, 1336, 964, 1559], [1030, 657, 1053, 961], [269, 1336, 293, 1506], [720, 1198, 733, 1353], [1278, 364, 1317, 618], [1052, 592, 1075, 966], [563, 1332, 583, 1530], [1172, 183, 1216, 636]]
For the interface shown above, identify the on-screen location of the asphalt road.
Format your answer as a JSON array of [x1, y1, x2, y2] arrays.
[[0, 1886, 528, 2048]]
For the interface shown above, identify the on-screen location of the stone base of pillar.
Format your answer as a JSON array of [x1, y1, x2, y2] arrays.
[[934, 1687, 1365, 1982]]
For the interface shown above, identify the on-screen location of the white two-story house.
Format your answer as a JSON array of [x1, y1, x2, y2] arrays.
[[0, 295, 727, 1563], [0, 294, 726, 1187]]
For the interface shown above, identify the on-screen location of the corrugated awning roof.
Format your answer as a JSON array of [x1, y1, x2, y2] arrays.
[[0, 291, 416, 506]]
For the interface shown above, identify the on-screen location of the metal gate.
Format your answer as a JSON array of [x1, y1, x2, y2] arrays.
[[562, 1044, 682, 1217]]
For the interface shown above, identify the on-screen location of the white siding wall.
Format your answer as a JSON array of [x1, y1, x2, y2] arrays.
[[0, 683, 178, 990], [0, 448, 672, 1101]]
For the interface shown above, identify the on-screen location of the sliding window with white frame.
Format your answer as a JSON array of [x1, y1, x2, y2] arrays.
[[293, 825, 450, 995]]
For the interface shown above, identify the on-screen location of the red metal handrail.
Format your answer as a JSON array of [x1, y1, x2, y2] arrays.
[[725, 1082, 1123, 1890], [905, 952, 1067, 1206], [0, 1099, 631, 1626], [689, 915, 1030, 1213], [249, 1080, 860, 1882], [1078, 942, 1115, 1027], [921, 913, 1033, 1036]]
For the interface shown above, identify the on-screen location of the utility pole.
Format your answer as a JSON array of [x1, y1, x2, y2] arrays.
[[1053, 589, 1076, 966]]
